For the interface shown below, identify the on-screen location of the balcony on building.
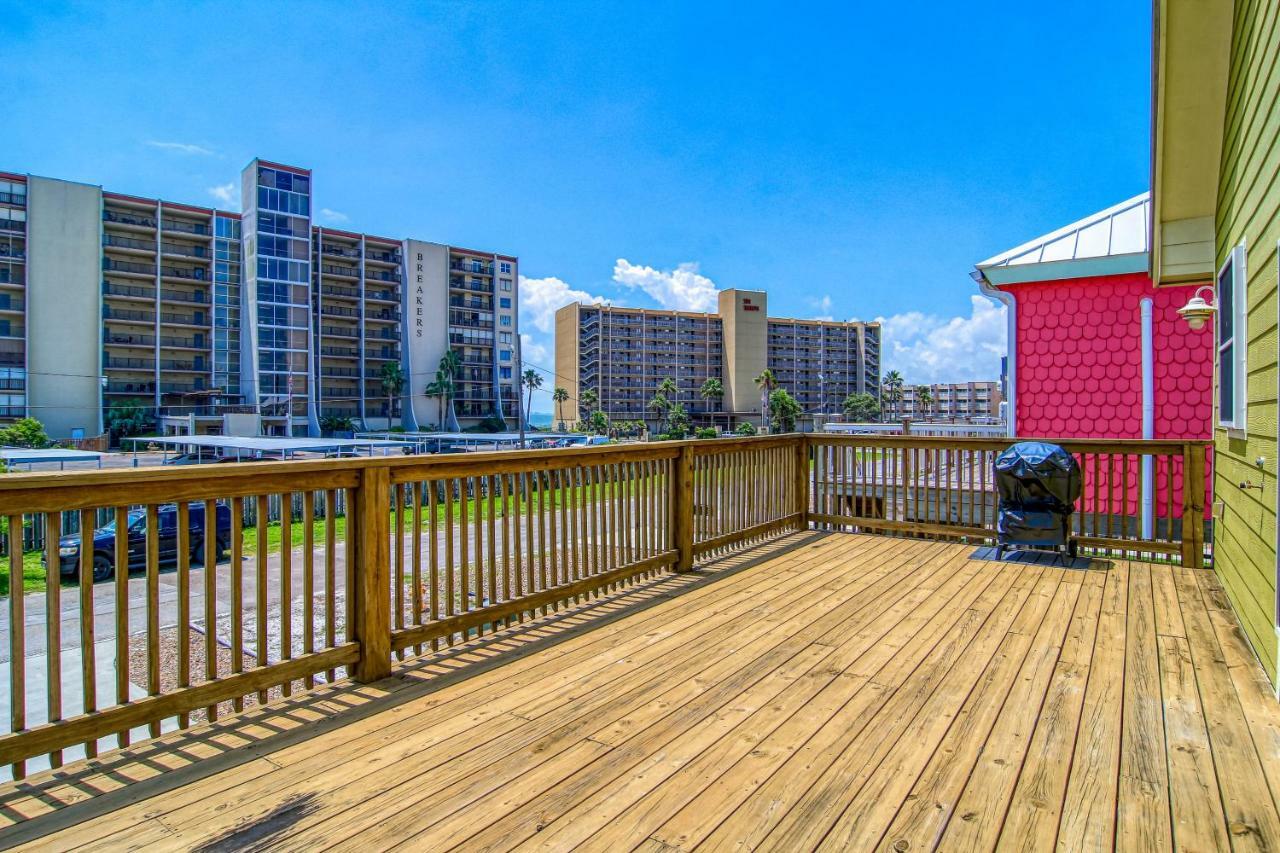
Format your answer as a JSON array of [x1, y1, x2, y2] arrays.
[[320, 283, 360, 301], [320, 263, 360, 280]]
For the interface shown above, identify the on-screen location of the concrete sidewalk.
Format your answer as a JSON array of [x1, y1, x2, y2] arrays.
[[0, 639, 174, 782]]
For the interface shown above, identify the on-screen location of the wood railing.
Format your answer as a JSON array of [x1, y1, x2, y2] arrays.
[[809, 434, 1210, 567], [0, 433, 1211, 778]]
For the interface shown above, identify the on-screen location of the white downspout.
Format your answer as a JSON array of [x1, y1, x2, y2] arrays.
[[974, 273, 1016, 438], [1140, 298, 1155, 540]]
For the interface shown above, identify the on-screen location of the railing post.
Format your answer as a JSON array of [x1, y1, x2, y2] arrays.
[[352, 464, 392, 682], [673, 443, 695, 571], [794, 436, 809, 530], [1182, 442, 1206, 569]]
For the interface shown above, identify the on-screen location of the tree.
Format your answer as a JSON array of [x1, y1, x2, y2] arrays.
[[699, 377, 724, 431], [423, 368, 452, 431], [663, 401, 691, 438], [0, 417, 51, 448], [881, 370, 905, 420], [379, 361, 405, 424], [841, 392, 881, 423], [319, 414, 355, 436], [105, 398, 152, 441], [915, 385, 934, 421], [767, 388, 802, 433], [439, 350, 462, 430], [754, 369, 777, 431], [551, 386, 569, 430], [648, 377, 680, 436], [580, 388, 598, 418], [587, 409, 609, 435], [522, 368, 543, 430]]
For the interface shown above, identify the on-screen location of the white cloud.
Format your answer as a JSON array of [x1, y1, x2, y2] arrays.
[[207, 182, 238, 207], [519, 333, 551, 369], [518, 274, 607, 334], [517, 274, 611, 404], [877, 295, 1006, 384], [147, 140, 216, 156], [320, 208, 349, 223], [808, 294, 835, 321], [612, 259, 719, 312]]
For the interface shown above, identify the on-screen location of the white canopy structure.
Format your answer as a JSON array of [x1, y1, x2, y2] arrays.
[[975, 192, 1150, 285], [0, 448, 106, 470], [124, 435, 407, 463]]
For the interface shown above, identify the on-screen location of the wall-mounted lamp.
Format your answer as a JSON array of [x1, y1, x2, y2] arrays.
[[1176, 286, 1217, 330]]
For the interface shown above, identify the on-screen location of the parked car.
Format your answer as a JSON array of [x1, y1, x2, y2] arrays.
[[162, 448, 227, 465], [51, 502, 232, 581]]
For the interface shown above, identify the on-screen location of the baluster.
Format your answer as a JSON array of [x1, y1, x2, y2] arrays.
[[231, 496, 245, 705], [322, 491, 335, 682], [176, 503, 191, 728], [9, 513, 25, 779], [114, 506, 130, 744], [302, 492, 315, 688], [78, 508, 96, 757], [255, 495, 268, 704], [428, 480, 440, 643], [145, 504, 160, 738]]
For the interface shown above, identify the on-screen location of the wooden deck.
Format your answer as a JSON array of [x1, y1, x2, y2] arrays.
[[1, 532, 1277, 851]]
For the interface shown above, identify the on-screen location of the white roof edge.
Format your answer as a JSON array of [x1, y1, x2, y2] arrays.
[[975, 192, 1151, 270]]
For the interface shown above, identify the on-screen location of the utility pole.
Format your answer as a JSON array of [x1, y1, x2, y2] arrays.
[[285, 371, 294, 437], [516, 349, 526, 449]]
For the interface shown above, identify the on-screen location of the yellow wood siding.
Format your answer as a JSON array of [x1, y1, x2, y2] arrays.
[[1213, 0, 1280, 683]]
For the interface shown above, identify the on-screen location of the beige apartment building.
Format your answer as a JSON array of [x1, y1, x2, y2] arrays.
[[554, 289, 880, 429], [885, 381, 1001, 423], [0, 161, 519, 438]]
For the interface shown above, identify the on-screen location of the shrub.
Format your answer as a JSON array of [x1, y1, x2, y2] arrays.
[[734, 421, 758, 436], [0, 417, 51, 448], [694, 427, 717, 439]]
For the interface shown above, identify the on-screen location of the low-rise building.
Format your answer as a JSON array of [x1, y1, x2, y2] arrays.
[[885, 381, 1001, 423]]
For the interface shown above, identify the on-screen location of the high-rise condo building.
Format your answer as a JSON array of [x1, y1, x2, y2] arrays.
[[0, 161, 519, 438], [554, 289, 880, 429]]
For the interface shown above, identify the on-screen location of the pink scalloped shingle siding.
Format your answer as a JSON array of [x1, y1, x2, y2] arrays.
[[1002, 272, 1213, 520]]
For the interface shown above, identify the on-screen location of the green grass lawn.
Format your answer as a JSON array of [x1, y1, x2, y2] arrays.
[[0, 477, 653, 596]]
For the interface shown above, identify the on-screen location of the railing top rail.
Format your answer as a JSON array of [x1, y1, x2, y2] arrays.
[[0, 436, 800, 511], [0, 432, 1210, 515], [808, 433, 1212, 452]]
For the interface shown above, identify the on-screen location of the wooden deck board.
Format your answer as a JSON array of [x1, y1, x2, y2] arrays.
[[1, 533, 1278, 852]]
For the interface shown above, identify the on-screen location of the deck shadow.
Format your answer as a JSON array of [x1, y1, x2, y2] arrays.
[[0, 530, 829, 845]]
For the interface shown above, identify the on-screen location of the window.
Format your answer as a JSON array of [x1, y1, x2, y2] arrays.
[[500, 279, 513, 292], [499, 262, 512, 274], [499, 297, 511, 309], [500, 315, 511, 327], [1217, 244, 1247, 429], [499, 350, 511, 362], [499, 366, 512, 379]]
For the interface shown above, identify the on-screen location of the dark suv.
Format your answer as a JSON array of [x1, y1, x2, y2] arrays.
[[55, 502, 232, 582]]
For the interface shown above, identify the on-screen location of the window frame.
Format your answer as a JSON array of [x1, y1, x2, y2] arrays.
[[1216, 242, 1248, 431]]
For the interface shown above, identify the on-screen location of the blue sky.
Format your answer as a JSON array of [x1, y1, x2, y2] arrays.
[[3, 1, 1150, 410]]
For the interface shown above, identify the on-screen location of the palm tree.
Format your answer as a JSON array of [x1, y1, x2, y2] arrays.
[[881, 370, 905, 421], [915, 385, 934, 422], [522, 368, 543, 430], [379, 362, 405, 426], [699, 377, 724, 431], [754, 369, 777, 431], [436, 350, 462, 431], [580, 388, 598, 419], [551, 386, 569, 429], [424, 367, 454, 429]]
